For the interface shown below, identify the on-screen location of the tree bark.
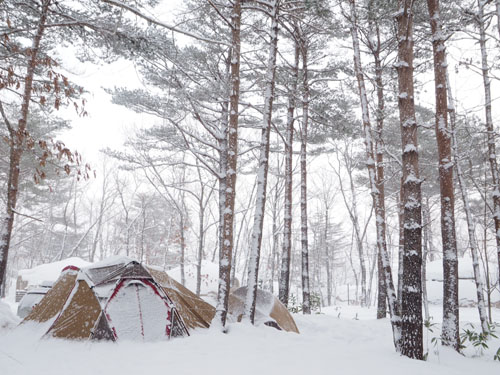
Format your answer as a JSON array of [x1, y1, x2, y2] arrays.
[[426, 0, 460, 351], [300, 32, 311, 315], [279, 28, 299, 307], [447, 69, 489, 334], [349, 0, 400, 347], [0, 0, 51, 290], [373, 27, 388, 321], [244, 0, 279, 324], [396, 0, 423, 360], [214, 0, 241, 329], [477, 0, 500, 293]]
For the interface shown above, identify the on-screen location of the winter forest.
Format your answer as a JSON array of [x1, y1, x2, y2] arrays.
[[1, 0, 500, 373]]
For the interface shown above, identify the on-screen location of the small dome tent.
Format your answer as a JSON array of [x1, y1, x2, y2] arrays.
[[21, 257, 213, 341], [228, 287, 299, 333]]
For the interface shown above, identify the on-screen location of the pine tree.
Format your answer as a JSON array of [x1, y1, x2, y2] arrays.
[[426, 0, 459, 351], [395, 0, 423, 360]]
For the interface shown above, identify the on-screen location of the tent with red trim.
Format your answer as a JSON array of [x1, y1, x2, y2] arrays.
[[21, 257, 213, 341]]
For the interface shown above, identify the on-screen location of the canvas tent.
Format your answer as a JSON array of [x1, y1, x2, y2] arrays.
[[22, 257, 214, 341], [228, 287, 299, 333]]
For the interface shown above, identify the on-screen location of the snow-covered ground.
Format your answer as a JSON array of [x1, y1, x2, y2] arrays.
[[1, 257, 499, 374], [0, 298, 498, 375]]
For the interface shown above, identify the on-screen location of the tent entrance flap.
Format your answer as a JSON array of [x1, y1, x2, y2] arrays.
[[105, 278, 173, 341]]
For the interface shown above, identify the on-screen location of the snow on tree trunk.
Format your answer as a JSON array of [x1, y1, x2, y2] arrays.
[[269, 178, 281, 294], [349, 0, 400, 348], [422, 200, 430, 323], [397, 186, 404, 310], [279, 30, 299, 307], [426, 0, 460, 351], [477, 0, 500, 294], [396, 0, 423, 360], [196, 190, 205, 296], [373, 18, 388, 321], [180, 213, 186, 286], [0, 0, 50, 291], [447, 69, 489, 334], [300, 32, 311, 315], [244, 0, 279, 324], [213, 0, 241, 330]]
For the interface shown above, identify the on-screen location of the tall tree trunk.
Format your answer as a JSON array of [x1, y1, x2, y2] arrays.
[[279, 29, 299, 307], [349, 0, 400, 347], [300, 33, 311, 315], [244, 0, 279, 324], [477, 0, 500, 293], [196, 201, 205, 296], [396, 0, 423, 360], [447, 70, 489, 334], [325, 207, 332, 306], [180, 212, 186, 286], [0, 0, 50, 290], [397, 184, 404, 309], [373, 29, 388, 321], [269, 178, 281, 294], [424, 0, 460, 351], [214, 0, 241, 329], [422, 200, 430, 322], [426, 0, 460, 351]]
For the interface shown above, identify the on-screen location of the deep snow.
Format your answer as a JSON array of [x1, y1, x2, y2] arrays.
[[0, 299, 499, 375], [2, 257, 499, 374]]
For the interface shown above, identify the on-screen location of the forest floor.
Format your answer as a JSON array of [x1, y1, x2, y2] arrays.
[[0, 300, 499, 375]]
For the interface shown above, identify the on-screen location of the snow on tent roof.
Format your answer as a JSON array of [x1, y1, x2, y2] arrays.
[[146, 266, 216, 330], [18, 257, 91, 286], [23, 268, 79, 324], [20, 257, 220, 341], [228, 287, 299, 333]]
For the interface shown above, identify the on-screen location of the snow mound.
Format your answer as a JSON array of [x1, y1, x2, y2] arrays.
[[18, 257, 91, 286], [0, 300, 20, 331]]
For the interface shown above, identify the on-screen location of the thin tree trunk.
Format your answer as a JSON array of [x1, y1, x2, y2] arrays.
[[422, 199, 430, 322], [180, 213, 186, 286], [325, 207, 332, 306], [244, 0, 279, 324], [397, 184, 404, 309], [300, 32, 311, 315], [349, 3, 400, 348], [396, 0, 423, 360], [214, 0, 241, 329], [0, 0, 50, 290], [477, 0, 500, 293], [447, 70, 489, 334], [269, 178, 281, 294], [374, 32, 388, 320], [279, 29, 299, 307]]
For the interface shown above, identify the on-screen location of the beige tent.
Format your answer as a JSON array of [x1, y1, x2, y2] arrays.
[[228, 287, 299, 333], [22, 258, 213, 341], [147, 267, 215, 330]]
